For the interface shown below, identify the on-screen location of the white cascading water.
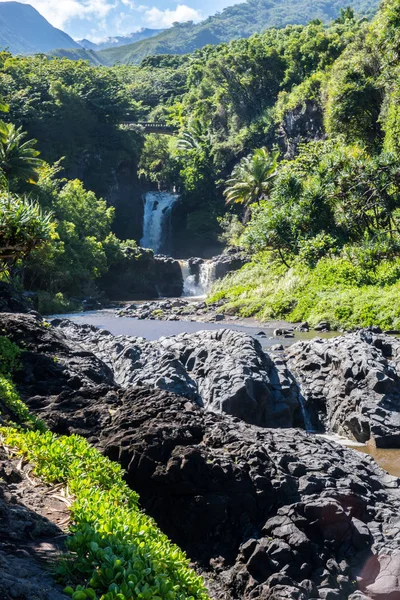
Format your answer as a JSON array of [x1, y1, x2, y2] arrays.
[[199, 261, 217, 293], [140, 192, 179, 254], [179, 260, 204, 297], [179, 260, 217, 297]]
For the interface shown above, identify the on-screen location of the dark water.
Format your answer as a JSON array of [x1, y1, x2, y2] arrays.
[[52, 309, 338, 349]]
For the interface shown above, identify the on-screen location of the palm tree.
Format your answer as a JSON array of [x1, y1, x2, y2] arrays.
[[224, 147, 279, 207], [176, 118, 211, 151], [0, 193, 53, 274], [0, 121, 43, 184]]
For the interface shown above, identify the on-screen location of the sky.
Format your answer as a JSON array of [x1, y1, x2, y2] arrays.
[[5, 0, 240, 41]]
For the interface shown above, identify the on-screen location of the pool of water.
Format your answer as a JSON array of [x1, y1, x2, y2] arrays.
[[319, 434, 400, 478], [354, 446, 400, 478], [50, 309, 338, 349]]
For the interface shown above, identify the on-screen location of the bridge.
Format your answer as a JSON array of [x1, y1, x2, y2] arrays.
[[120, 121, 177, 135]]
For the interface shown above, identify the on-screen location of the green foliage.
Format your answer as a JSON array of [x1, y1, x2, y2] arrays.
[[25, 172, 117, 297], [36, 291, 81, 315], [211, 251, 400, 329], [3, 428, 210, 600], [218, 214, 245, 246], [224, 148, 279, 207], [0, 120, 44, 184], [0, 192, 53, 274], [0, 53, 142, 197], [241, 141, 400, 261], [138, 134, 178, 188], [324, 34, 382, 145], [0, 336, 21, 375], [0, 377, 46, 431], [274, 71, 326, 124]]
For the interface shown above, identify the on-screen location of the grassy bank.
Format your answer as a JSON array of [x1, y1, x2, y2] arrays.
[[210, 253, 400, 330], [3, 428, 209, 600], [0, 337, 209, 600]]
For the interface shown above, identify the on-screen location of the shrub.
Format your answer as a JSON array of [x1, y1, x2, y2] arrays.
[[0, 336, 21, 374], [0, 193, 53, 274]]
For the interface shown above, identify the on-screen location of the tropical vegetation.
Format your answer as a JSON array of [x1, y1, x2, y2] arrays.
[[3, 0, 400, 326], [49, 0, 380, 66]]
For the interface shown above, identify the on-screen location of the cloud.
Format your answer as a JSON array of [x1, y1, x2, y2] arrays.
[[143, 4, 202, 28], [14, 0, 116, 30]]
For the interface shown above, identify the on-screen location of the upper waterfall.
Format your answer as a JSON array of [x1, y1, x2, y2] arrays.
[[140, 192, 179, 254]]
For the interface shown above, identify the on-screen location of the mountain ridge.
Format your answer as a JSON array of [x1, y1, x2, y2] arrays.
[[77, 29, 165, 52], [0, 1, 80, 55], [54, 0, 380, 65], [0, 0, 380, 65]]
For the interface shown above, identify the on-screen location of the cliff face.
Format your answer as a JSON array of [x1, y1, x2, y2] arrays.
[[278, 100, 325, 159], [106, 159, 147, 243]]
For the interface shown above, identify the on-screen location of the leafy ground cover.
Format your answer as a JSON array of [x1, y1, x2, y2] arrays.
[[0, 337, 209, 600]]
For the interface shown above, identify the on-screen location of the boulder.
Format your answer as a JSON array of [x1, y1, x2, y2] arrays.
[[51, 320, 303, 429], [287, 330, 400, 446], [0, 282, 30, 313]]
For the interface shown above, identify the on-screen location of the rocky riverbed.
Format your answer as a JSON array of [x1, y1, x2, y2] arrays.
[[1, 310, 400, 599], [116, 298, 334, 336], [118, 297, 241, 323]]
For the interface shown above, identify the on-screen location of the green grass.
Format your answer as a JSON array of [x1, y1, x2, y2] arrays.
[[210, 253, 400, 330]]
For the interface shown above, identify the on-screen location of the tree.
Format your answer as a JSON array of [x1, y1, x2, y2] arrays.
[[224, 147, 279, 208], [0, 193, 53, 274], [176, 118, 211, 151], [0, 122, 43, 183]]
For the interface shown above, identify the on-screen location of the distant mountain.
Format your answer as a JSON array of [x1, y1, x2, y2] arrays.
[[96, 0, 380, 65], [49, 47, 107, 66], [78, 39, 98, 51], [0, 1, 80, 55], [77, 29, 164, 52]]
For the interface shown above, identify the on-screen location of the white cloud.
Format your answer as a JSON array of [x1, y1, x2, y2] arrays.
[[143, 4, 202, 28], [14, 0, 116, 30]]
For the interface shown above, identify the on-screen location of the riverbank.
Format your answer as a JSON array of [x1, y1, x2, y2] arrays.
[[209, 253, 400, 332], [2, 309, 400, 600]]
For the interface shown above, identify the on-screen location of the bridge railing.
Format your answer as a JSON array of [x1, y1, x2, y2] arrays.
[[120, 121, 176, 131]]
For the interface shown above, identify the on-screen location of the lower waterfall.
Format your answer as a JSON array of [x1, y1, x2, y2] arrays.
[[140, 191, 179, 254], [179, 260, 217, 297]]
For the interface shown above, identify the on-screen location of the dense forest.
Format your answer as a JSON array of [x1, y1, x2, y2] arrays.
[[2, 0, 400, 329]]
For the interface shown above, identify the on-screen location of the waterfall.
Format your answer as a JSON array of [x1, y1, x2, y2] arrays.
[[179, 260, 217, 297], [179, 261, 203, 297], [298, 392, 313, 432], [199, 261, 217, 293], [140, 192, 179, 254]]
